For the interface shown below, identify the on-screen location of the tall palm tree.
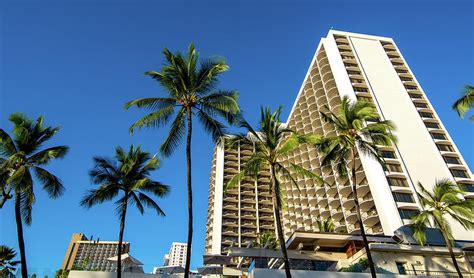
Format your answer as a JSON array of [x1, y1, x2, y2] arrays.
[[411, 179, 474, 278], [0, 113, 69, 278], [452, 85, 474, 121], [125, 44, 240, 277], [316, 96, 396, 278], [227, 107, 321, 278], [80, 145, 169, 278], [0, 245, 19, 277]]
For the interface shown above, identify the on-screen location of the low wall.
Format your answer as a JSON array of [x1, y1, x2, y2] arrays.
[[250, 269, 434, 278], [68, 271, 185, 278]]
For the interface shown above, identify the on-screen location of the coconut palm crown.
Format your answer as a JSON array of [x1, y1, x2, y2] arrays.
[[80, 145, 169, 278], [411, 179, 474, 277], [316, 96, 396, 278], [125, 43, 240, 278], [226, 107, 322, 278], [452, 85, 474, 121], [0, 113, 69, 278]]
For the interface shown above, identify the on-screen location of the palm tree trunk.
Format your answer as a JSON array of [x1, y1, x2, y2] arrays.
[[184, 109, 193, 278], [14, 190, 28, 278], [441, 229, 463, 277], [270, 164, 292, 278], [117, 197, 128, 278], [351, 148, 376, 278]]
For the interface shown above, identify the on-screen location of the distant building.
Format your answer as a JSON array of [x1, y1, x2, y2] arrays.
[[163, 242, 187, 268], [60, 233, 130, 272]]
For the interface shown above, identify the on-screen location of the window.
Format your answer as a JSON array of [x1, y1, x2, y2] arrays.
[[459, 184, 474, 193], [387, 163, 403, 172], [380, 150, 396, 159], [399, 209, 418, 219], [414, 102, 428, 108], [393, 192, 415, 203], [354, 87, 368, 93], [450, 169, 469, 178], [396, 262, 408, 274], [405, 85, 418, 90], [444, 156, 461, 165], [431, 133, 447, 140], [387, 177, 409, 187], [425, 122, 440, 129], [357, 96, 373, 103], [408, 93, 422, 99], [419, 112, 433, 118], [437, 144, 454, 152]]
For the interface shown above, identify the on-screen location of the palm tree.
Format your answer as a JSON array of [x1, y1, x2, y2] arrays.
[[452, 85, 474, 121], [227, 107, 321, 278], [411, 179, 474, 278], [317, 218, 335, 233], [0, 113, 69, 278], [80, 145, 169, 278], [316, 96, 396, 278], [125, 44, 240, 277], [0, 245, 19, 277], [254, 232, 279, 249]]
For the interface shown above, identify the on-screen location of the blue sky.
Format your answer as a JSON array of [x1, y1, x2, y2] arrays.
[[0, 0, 473, 274]]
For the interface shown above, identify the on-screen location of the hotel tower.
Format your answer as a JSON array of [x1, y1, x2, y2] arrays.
[[205, 30, 474, 262]]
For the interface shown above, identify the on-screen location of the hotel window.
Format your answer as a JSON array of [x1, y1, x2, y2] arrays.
[[380, 150, 396, 159], [387, 163, 403, 172], [408, 93, 422, 99], [443, 156, 461, 165], [399, 209, 418, 219], [392, 192, 415, 203], [414, 102, 428, 108], [396, 262, 408, 274], [387, 177, 409, 187], [425, 122, 440, 129], [405, 85, 418, 90], [431, 132, 447, 140], [437, 144, 454, 152], [419, 112, 434, 118], [450, 169, 469, 179], [354, 87, 369, 93], [460, 184, 474, 193]]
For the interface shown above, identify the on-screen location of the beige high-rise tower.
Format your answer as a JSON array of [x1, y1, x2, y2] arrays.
[[204, 30, 474, 263]]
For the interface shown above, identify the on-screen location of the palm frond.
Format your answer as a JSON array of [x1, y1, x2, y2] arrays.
[[80, 184, 120, 208], [28, 146, 69, 165], [138, 192, 165, 216], [452, 85, 474, 119], [196, 109, 226, 142], [129, 105, 175, 134], [33, 166, 65, 198], [160, 108, 187, 157]]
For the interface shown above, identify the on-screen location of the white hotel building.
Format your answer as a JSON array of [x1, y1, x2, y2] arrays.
[[204, 30, 473, 273]]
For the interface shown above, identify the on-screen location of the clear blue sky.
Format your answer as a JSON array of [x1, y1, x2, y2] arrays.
[[1, 0, 473, 275]]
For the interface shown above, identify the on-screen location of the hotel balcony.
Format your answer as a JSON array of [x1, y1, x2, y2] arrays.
[[359, 194, 375, 211]]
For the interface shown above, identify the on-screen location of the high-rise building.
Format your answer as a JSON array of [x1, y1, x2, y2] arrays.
[[60, 233, 130, 272], [205, 139, 276, 265], [281, 29, 473, 241], [204, 29, 474, 263], [163, 242, 187, 268]]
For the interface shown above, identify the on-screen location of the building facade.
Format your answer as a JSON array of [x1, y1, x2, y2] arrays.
[[281, 30, 473, 240], [163, 242, 187, 268], [60, 233, 130, 272], [204, 30, 474, 266], [205, 139, 277, 264]]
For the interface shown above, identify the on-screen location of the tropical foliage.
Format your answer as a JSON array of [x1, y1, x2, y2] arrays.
[[0, 245, 19, 277], [254, 232, 279, 249], [0, 113, 69, 278], [317, 218, 335, 233], [411, 179, 474, 277], [226, 107, 321, 278], [316, 96, 396, 278], [125, 43, 240, 278], [452, 85, 474, 121], [80, 145, 169, 278]]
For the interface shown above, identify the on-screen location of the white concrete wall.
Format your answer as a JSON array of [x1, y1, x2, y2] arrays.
[[349, 36, 472, 240], [211, 141, 225, 254]]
